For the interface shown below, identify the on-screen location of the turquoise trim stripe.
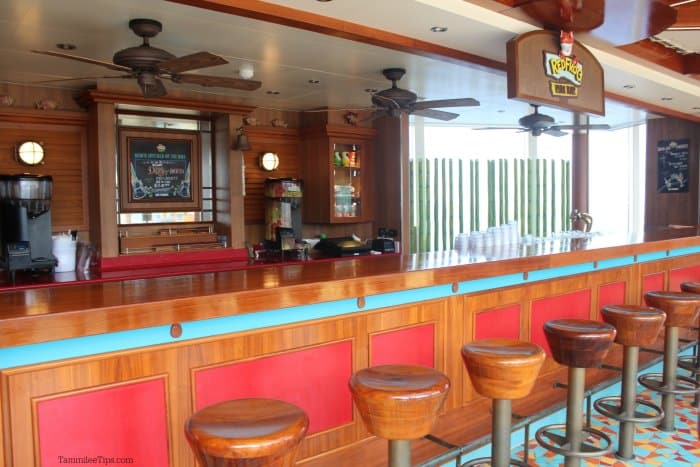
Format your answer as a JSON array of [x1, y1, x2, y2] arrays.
[[670, 245, 700, 257], [597, 255, 635, 270], [526, 263, 594, 282], [637, 251, 669, 263], [458, 273, 525, 293], [2, 247, 699, 369], [0, 299, 361, 369]]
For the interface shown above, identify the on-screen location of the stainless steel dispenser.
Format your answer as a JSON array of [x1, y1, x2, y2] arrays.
[[0, 174, 57, 280]]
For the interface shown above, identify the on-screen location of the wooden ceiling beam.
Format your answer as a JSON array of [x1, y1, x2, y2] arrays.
[[671, 3, 700, 29], [684, 53, 700, 74]]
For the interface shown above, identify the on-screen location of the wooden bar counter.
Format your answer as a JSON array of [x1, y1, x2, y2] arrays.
[[1, 231, 700, 467]]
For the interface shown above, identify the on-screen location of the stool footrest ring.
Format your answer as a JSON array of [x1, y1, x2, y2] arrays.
[[678, 355, 700, 373], [535, 424, 612, 458], [460, 456, 529, 467], [638, 373, 700, 395], [593, 396, 664, 424]]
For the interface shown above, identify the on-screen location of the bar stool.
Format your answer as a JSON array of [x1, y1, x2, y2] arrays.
[[461, 339, 545, 467], [535, 319, 616, 467], [593, 305, 666, 460], [639, 290, 700, 431], [679, 281, 700, 406], [349, 364, 450, 467], [184, 398, 309, 467]]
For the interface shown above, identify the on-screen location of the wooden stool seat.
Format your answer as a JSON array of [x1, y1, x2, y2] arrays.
[[349, 364, 450, 441], [184, 398, 308, 466], [600, 305, 666, 347], [544, 319, 616, 368], [461, 339, 545, 467], [462, 339, 545, 400], [645, 291, 700, 328], [680, 282, 700, 294]]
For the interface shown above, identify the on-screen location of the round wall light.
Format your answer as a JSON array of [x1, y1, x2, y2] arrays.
[[259, 152, 280, 171], [16, 141, 45, 165]]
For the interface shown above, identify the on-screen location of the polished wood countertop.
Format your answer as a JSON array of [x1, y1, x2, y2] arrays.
[[1, 230, 698, 349]]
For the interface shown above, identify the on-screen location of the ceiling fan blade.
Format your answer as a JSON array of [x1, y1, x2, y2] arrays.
[[473, 126, 526, 131], [174, 73, 262, 91], [412, 108, 459, 121], [158, 52, 227, 74], [544, 128, 568, 137], [139, 77, 167, 98], [32, 50, 130, 72], [412, 98, 480, 110], [360, 110, 389, 122], [33, 75, 127, 84], [552, 124, 611, 131]]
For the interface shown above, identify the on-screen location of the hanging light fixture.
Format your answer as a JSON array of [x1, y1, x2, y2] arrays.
[[233, 127, 251, 151]]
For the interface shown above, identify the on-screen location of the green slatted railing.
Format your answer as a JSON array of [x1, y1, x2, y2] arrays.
[[409, 158, 572, 253]]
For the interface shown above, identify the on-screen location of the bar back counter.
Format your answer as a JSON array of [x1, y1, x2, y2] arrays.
[[1, 231, 700, 467]]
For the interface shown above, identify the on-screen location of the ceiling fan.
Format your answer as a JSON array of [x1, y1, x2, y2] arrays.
[[370, 68, 479, 121], [477, 104, 610, 137], [32, 18, 262, 98]]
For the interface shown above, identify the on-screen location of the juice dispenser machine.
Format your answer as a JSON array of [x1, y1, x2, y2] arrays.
[[264, 178, 302, 249]]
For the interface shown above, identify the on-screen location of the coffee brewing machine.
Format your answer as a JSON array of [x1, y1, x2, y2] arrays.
[[0, 174, 57, 280]]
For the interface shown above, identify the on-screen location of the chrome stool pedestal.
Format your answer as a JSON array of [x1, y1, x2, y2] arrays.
[[639, 291, 700, 432], [593, 304, 666, 460], [535, 319, 616, 467]]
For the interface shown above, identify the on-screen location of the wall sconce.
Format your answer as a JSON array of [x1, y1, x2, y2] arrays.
[[259, 152, 280, 171], [16, 140, 45, 165], [233, 127, 251, 151]]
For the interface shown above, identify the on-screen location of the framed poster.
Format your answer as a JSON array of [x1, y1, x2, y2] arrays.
[[118, 128, 201, 212], [657, 139, 689, 193]]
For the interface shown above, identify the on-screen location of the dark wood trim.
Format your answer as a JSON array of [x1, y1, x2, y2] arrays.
[[0, 108, 88, 126], [571, 113, 589, 214], [115, 109, 212, 121], [80, 89, 256, 115], [606, 91, 700, 124], [166, 0, 507, 72]]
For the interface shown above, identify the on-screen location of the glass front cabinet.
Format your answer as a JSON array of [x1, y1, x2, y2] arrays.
[[302, 125, 376, 224]]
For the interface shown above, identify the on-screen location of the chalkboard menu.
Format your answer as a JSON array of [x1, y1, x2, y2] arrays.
[[119, 128, 201, 212], [657, 139, 689, 193]]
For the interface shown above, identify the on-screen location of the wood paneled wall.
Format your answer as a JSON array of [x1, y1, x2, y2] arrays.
[[645, 117, 700, 228], [0, 108, 89, 233], [242, 126, 302, 225]]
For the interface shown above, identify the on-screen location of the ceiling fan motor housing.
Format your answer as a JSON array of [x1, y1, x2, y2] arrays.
[[372, 67, 418, 109], [113, 18, 175, 70], [518, 112, 554, 130]]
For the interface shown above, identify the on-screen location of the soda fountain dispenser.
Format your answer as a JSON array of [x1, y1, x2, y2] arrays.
[[264, 178, 303, 250]]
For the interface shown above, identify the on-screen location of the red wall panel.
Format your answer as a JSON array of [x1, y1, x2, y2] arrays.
[[531, 289, 591, 354], [598, 281, 626, 319], [669, 265, 700, 291], [194, 341, 353, 435], [371, 323, 435, 368], [474, 305, 520, 340], [643, 272, 665, 302], [37, 379, 169, 467]]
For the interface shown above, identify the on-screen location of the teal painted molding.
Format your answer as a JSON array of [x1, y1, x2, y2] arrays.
[[1, 246, 699, 369]]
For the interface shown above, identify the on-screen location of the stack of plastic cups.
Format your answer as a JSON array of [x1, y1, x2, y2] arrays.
[[52, 234, 77, 272], [454, 233, 470, 255]]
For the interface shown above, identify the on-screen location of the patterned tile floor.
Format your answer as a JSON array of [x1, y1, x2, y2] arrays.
[[514, 392, 700, 466]]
